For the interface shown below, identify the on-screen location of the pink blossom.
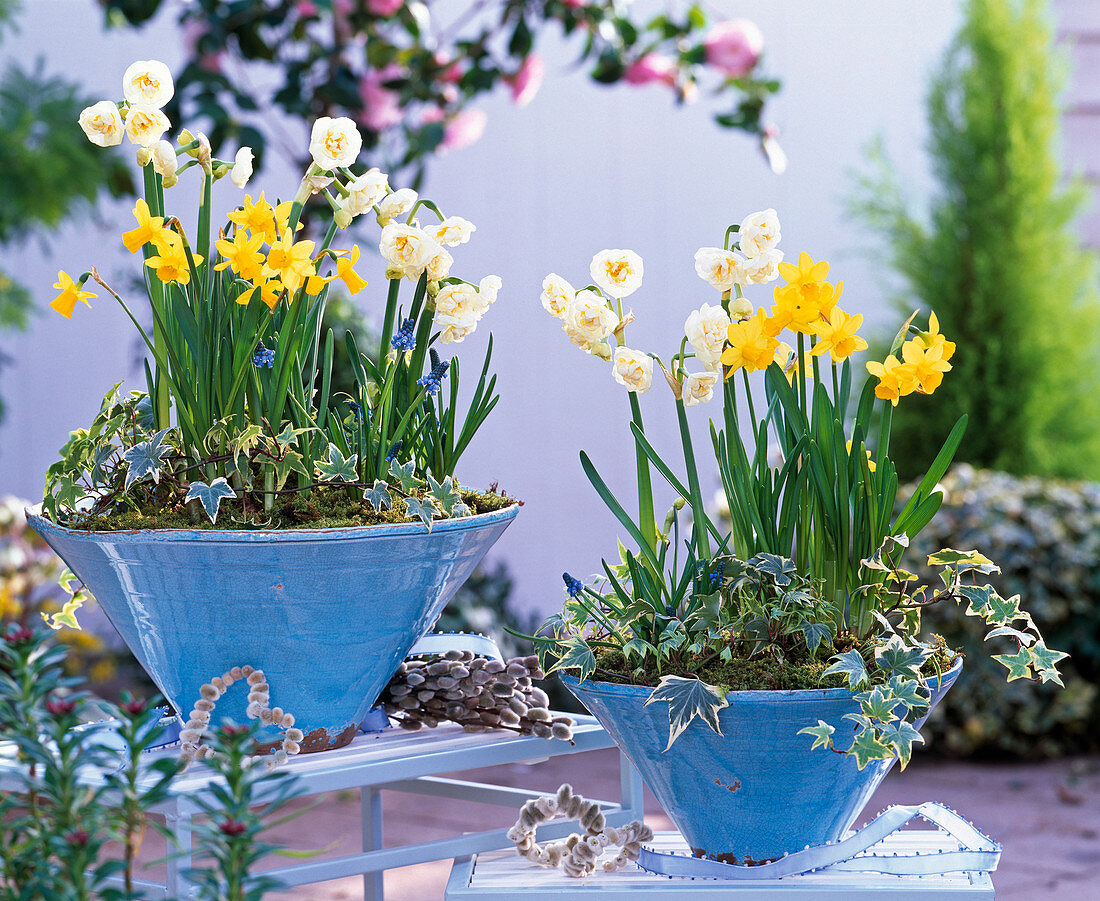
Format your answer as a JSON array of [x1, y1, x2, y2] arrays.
[[183, 20, 224, 74], [442, 109, 487, 152], [562, 0, 586, 7], [703, 19, 763, 77], [295, 1, 319, 17], [508, 53, 545, 107], [624, 53, 677, 87], [434, 53, 464, 84], [333, 0, 354, 14], [359, 68, 404, 132], [367, 0, 404, 15]]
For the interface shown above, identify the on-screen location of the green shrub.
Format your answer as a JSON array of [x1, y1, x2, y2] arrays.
[[851, 0, 1100, 482], [906, 464, 1100, 757]]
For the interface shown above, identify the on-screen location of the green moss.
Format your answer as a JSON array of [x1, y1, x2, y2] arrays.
[[61, 486, 516, 532], [592, 634, 960, 693]]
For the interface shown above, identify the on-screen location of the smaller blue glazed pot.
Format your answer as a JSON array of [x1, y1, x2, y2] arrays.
[[29, 505, 517, 752], [563, 658, 961, 863]]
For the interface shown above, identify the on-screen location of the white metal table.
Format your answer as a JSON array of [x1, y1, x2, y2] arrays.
[[446, 831, 996, 899], [0, 713, 643, 900]]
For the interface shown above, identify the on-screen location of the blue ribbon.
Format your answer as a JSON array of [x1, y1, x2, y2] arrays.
[[637, 803, 1000, 880]]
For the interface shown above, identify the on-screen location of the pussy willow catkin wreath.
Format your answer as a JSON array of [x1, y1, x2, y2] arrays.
[[506, 784, 654, 877], [179, 665, 303, 769]]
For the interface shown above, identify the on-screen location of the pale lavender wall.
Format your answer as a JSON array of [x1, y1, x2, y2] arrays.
[[0, 1, 964, 617]]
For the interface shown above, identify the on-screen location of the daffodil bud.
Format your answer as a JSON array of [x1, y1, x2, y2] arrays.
[[211, 162, 231, 179], [334, 208, 353, 229], [662, 365, 683, 399], [426, 280, 441, 299], [135, 147, 152, 167], [730, 295, 753, 319], [590, 341, 612, 362], [195, 133, 212, 174], [178, 129, 197, 153]]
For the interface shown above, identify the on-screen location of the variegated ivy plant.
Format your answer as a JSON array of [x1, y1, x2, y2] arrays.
[[529, 211, 1067, 771]]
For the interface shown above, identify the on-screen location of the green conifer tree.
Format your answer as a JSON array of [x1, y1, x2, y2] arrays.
[[852, 0, 1100, 480]]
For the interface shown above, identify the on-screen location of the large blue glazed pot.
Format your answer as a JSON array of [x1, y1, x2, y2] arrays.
[[562, 658, 961, 863], [28, 505, 517, 752]]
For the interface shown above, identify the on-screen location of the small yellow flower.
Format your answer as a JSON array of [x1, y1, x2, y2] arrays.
[[122, 199, 168, 253], [811, 308, 868, 361], [335, 245, 368, 295], [721, 309, 780, 374], [769, 252, 841, 334], [304, 273, 334, 296], [866, 354, 919, 406], [264, 231, 316, 293], [901, 338, 952, 394], [228, 193, 278, 244], [237, 278, 285, 311], [146, 233, 202, 285], [215, 230, 266, 282], [49, 271, 96, 318], [846, 439, 876, 473], [275, 201, 304, 239], [918, 311, 956, 363]]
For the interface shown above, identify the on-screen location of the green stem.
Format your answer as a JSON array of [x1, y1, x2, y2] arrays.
[[628, 392, 657, 555], [142, 164, 171, 431], [675, 399, 711, 560]]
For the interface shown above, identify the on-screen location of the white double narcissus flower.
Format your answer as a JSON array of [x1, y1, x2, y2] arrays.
[[378, 188, 418, 225], [231, 148, 254, 188], [684, 302, 731, 371], [123, 60, 174, 109], [564, 289, 617, 347], [738, 209, 781, 258], [309, 116, 363, 170], [435, 283, 482, 344], [540, 273, 574, 319], [743, 248, 783, 284], [682, 371, 719, 406], [343, 168, 389, 217], [612, 346, 653, 394], [694, 247, 746, 291], [590, 249, 643, 298], [79, 101, 124, 147], [425, 245, 454, 282], [477, 275, 502, 312], [151, 140, 177, 179], [379, 223, 437, 280], [124, 106, 170, 147], [429, 216, 476, 247]]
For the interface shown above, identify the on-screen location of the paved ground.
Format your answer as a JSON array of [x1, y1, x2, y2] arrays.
[[242, 750, 1100, 901]]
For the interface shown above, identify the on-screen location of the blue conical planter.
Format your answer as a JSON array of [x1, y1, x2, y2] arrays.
[[563, 659, 961, 863], [29, 505, 517, 752]]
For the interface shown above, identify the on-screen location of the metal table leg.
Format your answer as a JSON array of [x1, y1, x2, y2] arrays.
[[165, 810, 193, 899], [362, 786, 384, 901], [618, 752, 644, 820]]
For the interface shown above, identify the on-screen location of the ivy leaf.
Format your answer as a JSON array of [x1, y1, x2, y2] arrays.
[[122, 428, 173, 490], [452, 501, 472, 518], [823, 649, 869, 688], [273, 422, 312, 451], [316, 443, 358, 482], [861, 533, 910, 573], [985, 592, 1022, 625], [878, 720, 924, 769], [958, 583, 997, 617], [41, 594, 86, 631], [185, 478, 237, 524], [1029, 641, 1069, 686], [363, 480, 393, 512], [426, 474, 461, 517], [885, 676, 930, 713], [798, 719, 835, 751], [622, 636, 656, 662], [798, 621, 832, 654], [927, 548, 1000, 575], [403, 495, 436, 530], [229, 423, 264, 472], [549, 635, 596, 682], [993, 646, 1033, 682], [874, 635, 932, 680], [847, 726, 893, 770], [90, 443, 118, 483], [388, 459, 423, 493], [273, 450, 307, 490], [984, 625, 1035, 647], [855, 686, 902, 723], [644, 675, 729, 750], [745, 553, 796, 587]]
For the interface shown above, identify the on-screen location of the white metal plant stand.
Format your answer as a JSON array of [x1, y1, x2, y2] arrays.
[[0, 713, 643, 900], [445, 831, 996, 900]]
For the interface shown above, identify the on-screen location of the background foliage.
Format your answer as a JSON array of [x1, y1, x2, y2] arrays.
[[0, 0, 132, 417], [851, 0, 1100, 482], [909, 465, 1100, 758], [98, 0, 781, 182]]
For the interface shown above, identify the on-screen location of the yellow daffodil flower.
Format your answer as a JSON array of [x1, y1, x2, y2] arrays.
[[264, 232, 316, 293], [237, 277, 285, 311], [901, 338, 952, 394], [122, 198, 168, 253], [49, 271, 96, 318], [304, 273, 335, 295], [811, 308, 868, 361], [335, 245, 368, 295], [778, 251, 830, 287], [846, 439, 876, 473], [866, 354, 920, 406], [145, 233, 202, 285], [274, 200, 304, 239], [917, 311, 956, 363], [722, 309, 780, 374], [769, 252, 842, 334], [227, 192, 278, 245], [215, 230, 266, 283]]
